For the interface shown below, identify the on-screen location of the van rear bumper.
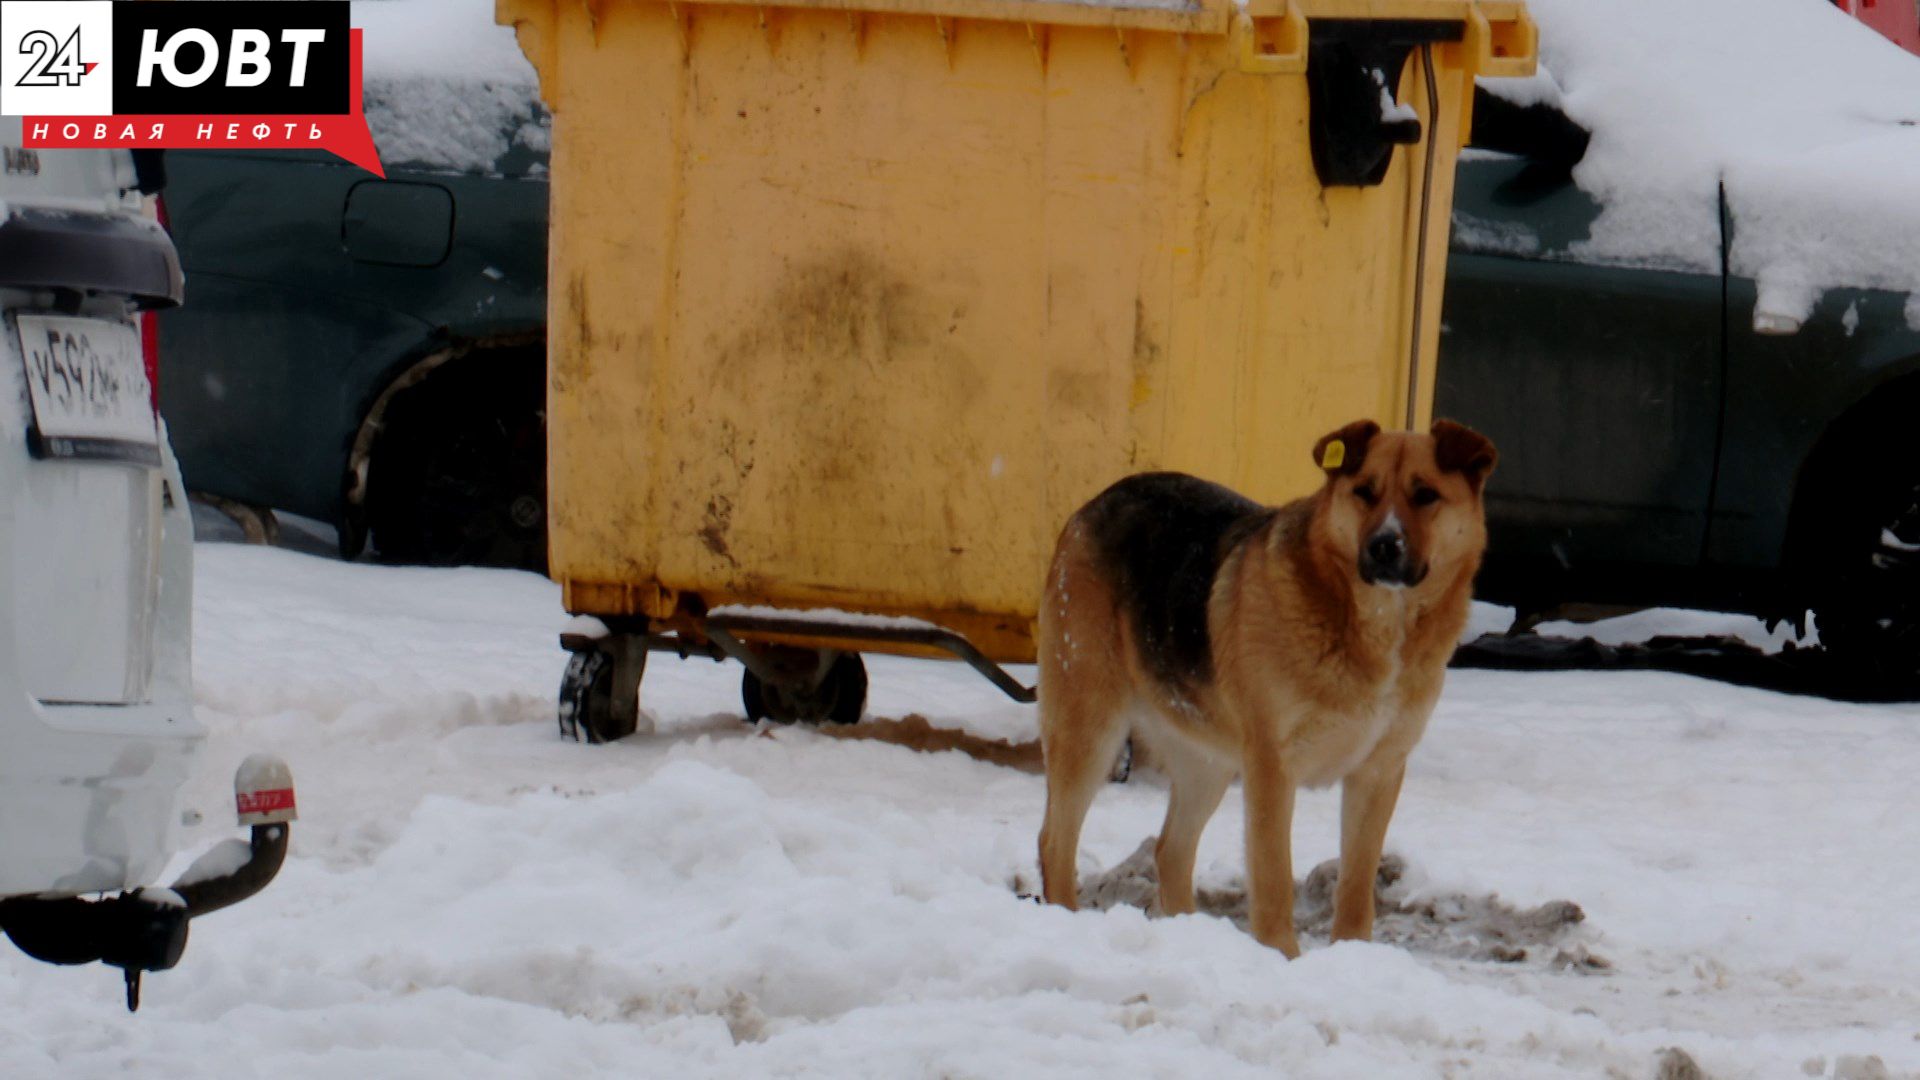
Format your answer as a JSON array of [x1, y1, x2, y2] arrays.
[[0, 210, 182, 308], [0, 699, 205, 897], [0, 754, 296, 1011]]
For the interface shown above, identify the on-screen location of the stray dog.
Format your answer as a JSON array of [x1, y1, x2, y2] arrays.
[[1036, 419, 1495, 956]]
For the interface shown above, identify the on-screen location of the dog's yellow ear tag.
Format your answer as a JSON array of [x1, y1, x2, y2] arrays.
[[1321, 440, 1345, 470]]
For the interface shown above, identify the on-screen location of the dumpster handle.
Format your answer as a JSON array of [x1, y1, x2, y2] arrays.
[[1405, 41, 1439, 432], [1230, 7, 1307, 76], [704, 613, 1039, 705], [1465, 3, 1538, 80], [569, 616, 1040, 705]]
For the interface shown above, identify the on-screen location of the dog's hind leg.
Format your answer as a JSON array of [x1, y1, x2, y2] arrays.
[[1036, 539, 1131, 911], [1145, 729, 1234, 916], [1037, 700, 1129, 910]]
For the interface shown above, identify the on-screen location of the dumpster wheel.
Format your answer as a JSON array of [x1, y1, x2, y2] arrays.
[[742, 650, 867, 725], [558, 634, 649, 743]]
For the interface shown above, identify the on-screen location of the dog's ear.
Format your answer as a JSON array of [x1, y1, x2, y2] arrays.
[[1431, 419, 1497, 492], [1312, 419, 1380, 478]]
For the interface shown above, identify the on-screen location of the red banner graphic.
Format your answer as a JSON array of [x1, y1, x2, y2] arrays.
[[20, 28, 381, 176]]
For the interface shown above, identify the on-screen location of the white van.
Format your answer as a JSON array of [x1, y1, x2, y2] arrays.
[[0, 123, 294, 1011]]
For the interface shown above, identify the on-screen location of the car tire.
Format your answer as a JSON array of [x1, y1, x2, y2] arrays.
[[1809, 469, 1920, 684], [366, 353, 547, 572]]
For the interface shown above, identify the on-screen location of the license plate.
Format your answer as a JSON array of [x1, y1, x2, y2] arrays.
[[16, 314, 159, 466]]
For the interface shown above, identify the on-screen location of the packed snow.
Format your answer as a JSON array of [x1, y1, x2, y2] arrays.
[[1, 543, 1916, 1077], [710, 604, 947, 633], [354, 0, 547, 174], [1528, 607, 1814, 653], [170, 839, 256, 889], [1489, 0, 1920, 327]]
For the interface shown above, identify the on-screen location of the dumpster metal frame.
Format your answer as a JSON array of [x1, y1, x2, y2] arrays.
[[503, 0, 1535, 723]]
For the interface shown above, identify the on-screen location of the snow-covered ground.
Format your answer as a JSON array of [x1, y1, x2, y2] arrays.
[[3, 544, 1917, 1078]]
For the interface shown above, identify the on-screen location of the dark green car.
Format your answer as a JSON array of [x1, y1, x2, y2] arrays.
[[159, 120, 551, 568], [1436, 92, 1920, 669], [159, 91, 1920, 671]]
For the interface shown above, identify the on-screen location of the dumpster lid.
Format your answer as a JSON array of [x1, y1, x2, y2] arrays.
[[507, 0, 1514, 38], [654, 0, 1231, 34]]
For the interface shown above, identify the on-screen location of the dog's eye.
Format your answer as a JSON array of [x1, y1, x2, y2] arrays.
[[1411, 487, 1441, 507], [1353, 484, 1378, 506]]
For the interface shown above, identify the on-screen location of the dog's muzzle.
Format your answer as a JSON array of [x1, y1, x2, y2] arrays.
[[1359, 529, 1426, 587]]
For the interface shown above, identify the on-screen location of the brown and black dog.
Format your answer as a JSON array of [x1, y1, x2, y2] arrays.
[[1035, 419, 1496, 956]]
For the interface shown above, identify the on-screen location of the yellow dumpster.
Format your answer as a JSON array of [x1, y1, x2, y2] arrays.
[[497, 0, 1535, 739]]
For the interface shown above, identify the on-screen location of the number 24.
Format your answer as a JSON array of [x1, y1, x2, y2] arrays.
[[17, 28, 84, 88]]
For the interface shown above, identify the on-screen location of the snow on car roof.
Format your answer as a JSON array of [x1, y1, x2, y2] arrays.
[[1485, 0, 1920, 327], [353, 0, 546, 174], [350, 0, 1920, 323], [358, 0, 535, 83]]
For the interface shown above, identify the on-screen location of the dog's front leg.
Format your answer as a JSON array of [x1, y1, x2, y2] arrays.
[[1242, 736, 1300, 958], [1331, 758, 1407, 942]]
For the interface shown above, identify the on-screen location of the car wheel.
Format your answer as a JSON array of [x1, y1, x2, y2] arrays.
[[742, 651, 867, 725], [367, 354, 547, 572], [1810, 472, 1920, 683]]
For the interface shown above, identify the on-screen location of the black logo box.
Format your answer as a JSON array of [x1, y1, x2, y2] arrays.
[[111, 1, 349, 115]]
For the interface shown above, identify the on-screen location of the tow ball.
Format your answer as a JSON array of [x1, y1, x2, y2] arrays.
[[0, 754, 298, 1011]]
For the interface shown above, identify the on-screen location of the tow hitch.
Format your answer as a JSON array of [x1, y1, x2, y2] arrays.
[[0, 754, 297, 1011]]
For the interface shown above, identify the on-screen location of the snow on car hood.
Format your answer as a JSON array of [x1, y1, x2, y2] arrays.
[[1487, 0, 1920, 328], [353, 0, 547, 175]]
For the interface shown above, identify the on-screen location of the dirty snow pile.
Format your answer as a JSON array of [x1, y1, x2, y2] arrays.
[[1486, 0, 1920, 328], [2, 544, 1919, 1077], [354, 0, 548, 173]]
